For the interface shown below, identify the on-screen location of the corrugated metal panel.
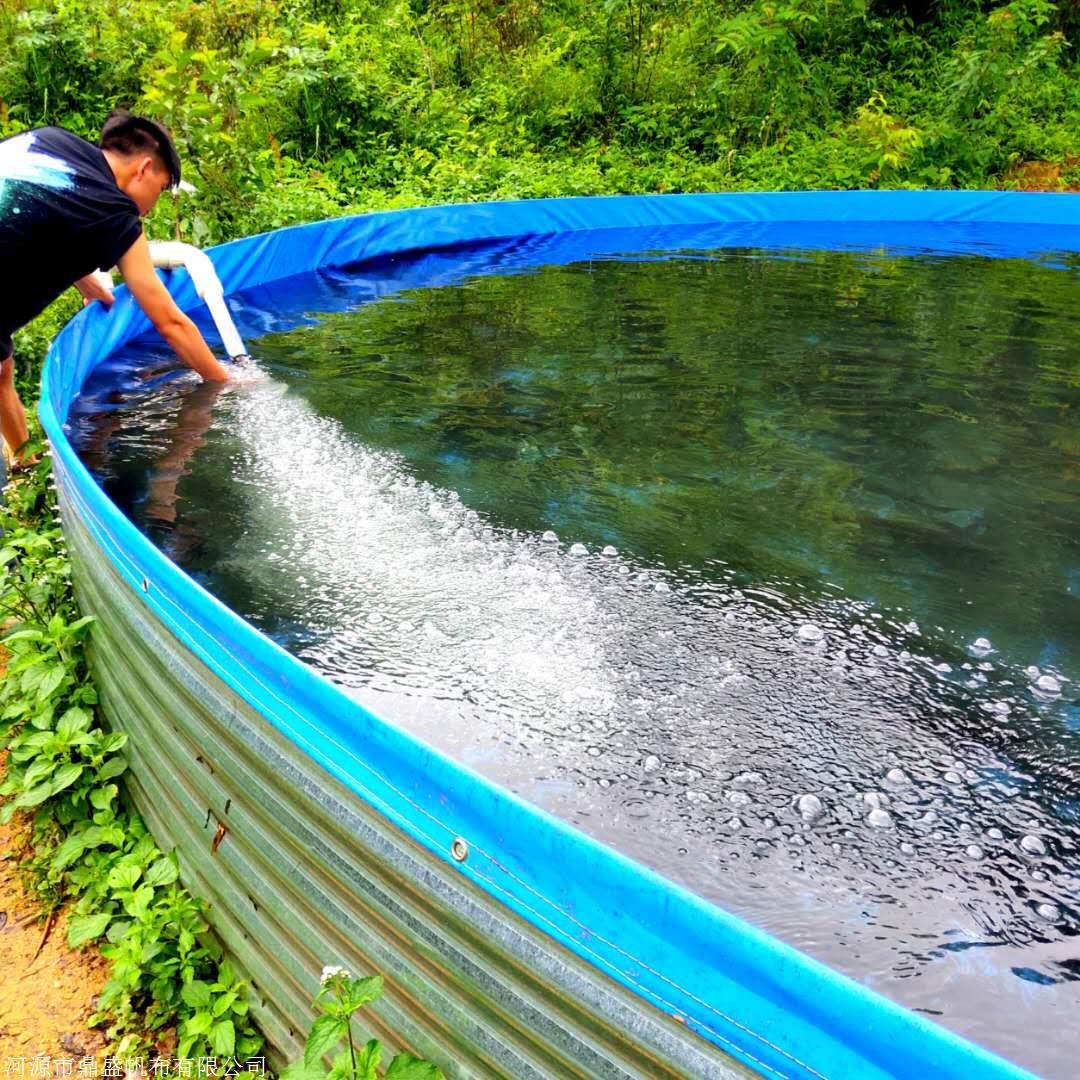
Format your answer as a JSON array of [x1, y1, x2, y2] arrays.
[[60, 492, 749, 1080]]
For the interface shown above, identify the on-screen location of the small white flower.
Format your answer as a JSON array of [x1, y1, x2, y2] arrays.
[[320, 964, 350, 984]]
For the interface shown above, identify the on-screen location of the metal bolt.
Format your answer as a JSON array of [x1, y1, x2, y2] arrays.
[[450, 837, 469, 863], [140, 577, 149, 592]]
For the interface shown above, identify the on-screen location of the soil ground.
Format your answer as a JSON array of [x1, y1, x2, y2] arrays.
[[0, 649, 111, 1075]]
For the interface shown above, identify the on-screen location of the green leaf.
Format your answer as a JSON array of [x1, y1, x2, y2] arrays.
[[50, 762, 85, 796], [67, 912, 113, 948], [107, 863, 142, 891], [384, 1054, 443, 1080], [145, 856, 179, 888], [14, 779, 57, 808], [89, 783, 119, 811], [343, 974, 384, 1012], [57, 707, 92, 738], [181, 980, 213, 1010], [279, 1062, 324, 1080], [123, 884, 154, 918], [209, 1018, 235, 1057], [327, 1049, 351, 1080], [99, 732, 128, 754], [1, 628, 44, 643], [106, 919, 131, 944], [51, 831, 88, 870], [304, 1015, 347, 1068], [212, 990, 238, 1017], [22, 758, 57, 788], [97, 756, 128, 781], [184, 1010, 214, 1036], [357, 1038, 381, 1080], [36, 663, 67, 702]]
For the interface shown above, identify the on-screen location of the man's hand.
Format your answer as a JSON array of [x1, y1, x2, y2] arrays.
[[117, 234, 229, 383], [74, 273, 115, 308]]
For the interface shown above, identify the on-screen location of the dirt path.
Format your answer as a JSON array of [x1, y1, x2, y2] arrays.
[[0, 648, 111, 1073]]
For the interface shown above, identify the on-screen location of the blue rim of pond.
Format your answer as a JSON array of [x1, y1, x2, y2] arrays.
[[43, 192, 1080, 1080]]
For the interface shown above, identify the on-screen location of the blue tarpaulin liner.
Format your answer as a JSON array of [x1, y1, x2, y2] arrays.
[[41, 191, 1080, 1080]]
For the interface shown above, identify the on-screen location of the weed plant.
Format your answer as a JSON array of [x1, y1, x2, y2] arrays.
[[0, 448, 264, 1068]]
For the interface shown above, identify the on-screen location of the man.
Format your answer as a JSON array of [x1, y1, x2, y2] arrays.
[[0, 110, 229, 465]]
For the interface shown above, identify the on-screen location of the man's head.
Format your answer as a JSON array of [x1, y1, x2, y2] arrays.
[[99, 110, 181, 217]]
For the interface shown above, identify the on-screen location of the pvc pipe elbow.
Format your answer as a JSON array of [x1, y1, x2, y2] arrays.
[[147, 241, 219, 301]]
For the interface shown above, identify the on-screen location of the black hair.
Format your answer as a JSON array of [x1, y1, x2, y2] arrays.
[[99, 110, 181, 189]]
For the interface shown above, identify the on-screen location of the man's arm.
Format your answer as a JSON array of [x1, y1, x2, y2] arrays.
[[117, 234, 229, 382], [74, 273, 116, 308]]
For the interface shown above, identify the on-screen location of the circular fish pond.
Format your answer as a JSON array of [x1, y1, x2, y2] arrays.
[[58, 195, 1078, 1078]]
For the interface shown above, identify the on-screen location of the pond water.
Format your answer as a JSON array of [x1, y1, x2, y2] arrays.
[[71, 233, 1079, 1076]]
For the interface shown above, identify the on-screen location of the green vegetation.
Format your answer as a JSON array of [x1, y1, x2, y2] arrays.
[[3, 0, 1080, 382], [283, 967, 443, 1080], [0, 449, 264, 1066]]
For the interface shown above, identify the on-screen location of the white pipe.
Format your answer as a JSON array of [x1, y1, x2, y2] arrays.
[[147, 240, 248, 359]]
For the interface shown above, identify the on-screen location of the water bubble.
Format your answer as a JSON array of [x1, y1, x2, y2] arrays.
[[735, 771, 764, 785], [643, 754, 661, 772], [586, 746, 601, 757], [969, 637, 994, 657], [541, 530, 559, 544], [568, 542, 589, 557], [798, 794, 825, 823], [867, 808, 893, 829], [900, 842, 916, 855], [935, 663, 953, 674], [598, 778, 611, 788], [1025, 665, 1041, 680], [727, 816, 744, 830], [1034, 674, 1062, 696], [885, 768, 909, 785], [943, 771, 963, 785], [872, 644, 889, 658], [618, 565, 631, 575], [1020, 835, 1047, 857], [1036, 903, 1059, 922], [798, 624, 824, 643], [965, 845, 984, 859], [726, 790, 752, 807], [601, 545, 618, 557], [686, 790, 711, 804], [987, 827, 1005, 841], [655, 581, 671, 593]]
